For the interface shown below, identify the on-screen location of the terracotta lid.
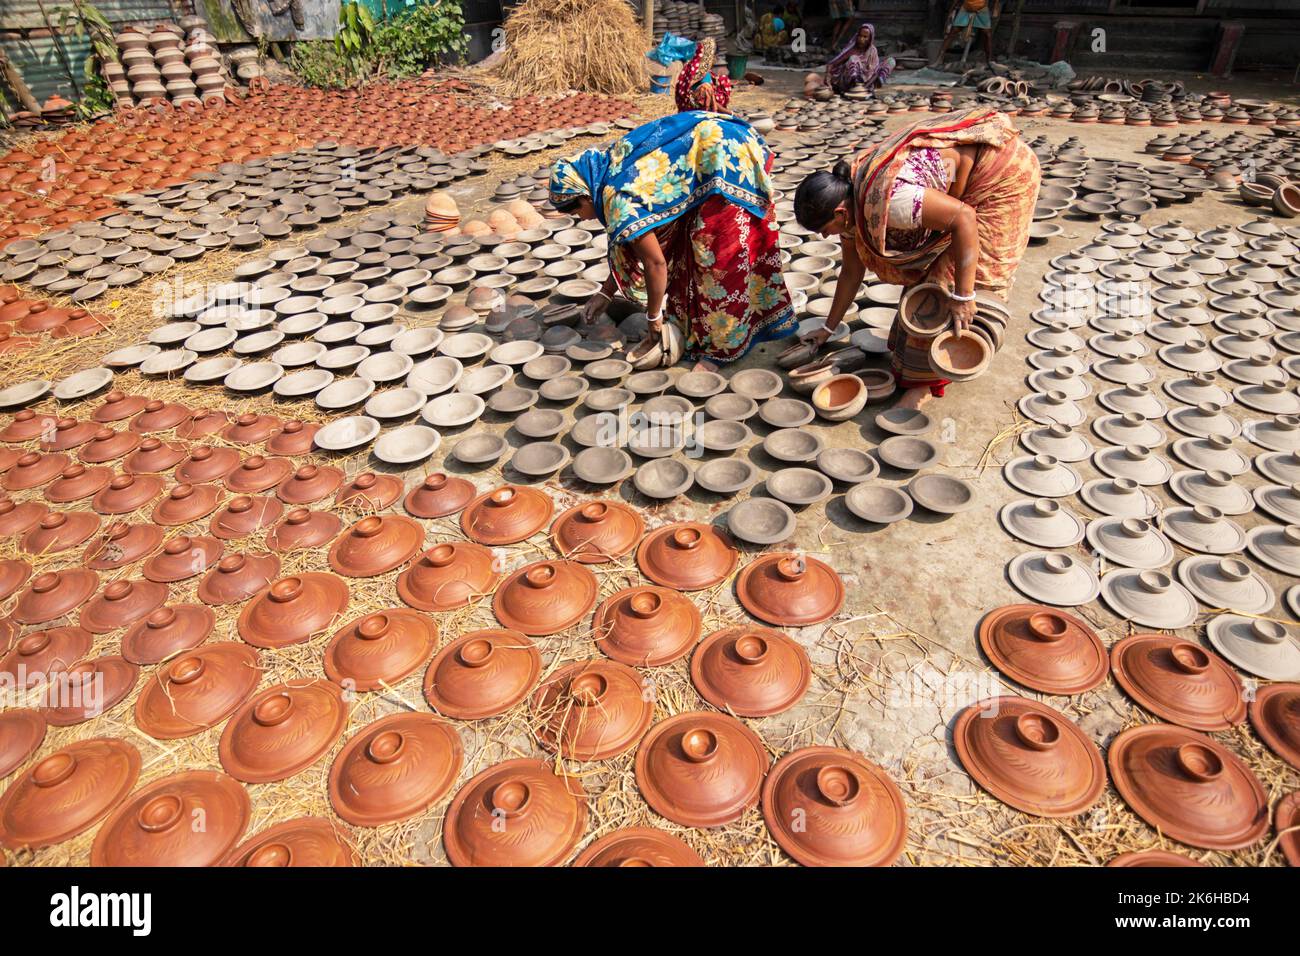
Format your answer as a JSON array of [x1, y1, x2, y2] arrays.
[[0, 498, 49, 536], [3, 451, 69, 490], [209, 494, 283, 540], [0, 411, 55, 443], [91, 473, 163, 515], [328, 713, 463, 827], [422, 629, 540, 719], [13, 569, 99, 624], [532, 659, 654, 761], [0, 625, 93, 687], [1108, 724, 1268, 850], [690, 626, 811, 717], [978, 604, 1109, 695], [637, 522, 739, 591], [0, 709, 45, 780], [142, 533, 223, 583], [222, 412, 282, 445], [323, 608, 437, 690], [176, 445, 241, 483], [593, 585, 701, 666], [83, 521, 164, 570], [20, 510, 100, 555], [403, 472, 477, 519], [39, 418, 98, 452], [90, 770, 250, 866], [265, 420, 320, 456], [135, 643, 262, 739], [265, 507, 342, 552], [735, 552, 845, 626], [44, 463, 111, 502], [224, 454, 292, 494], [1112, 634, 1247, 731], [276, 464, 344, 504], [79, 578, 168, 633], [198, 552, 281, 606], [328, 514, 423, 577], [175, 410, 228, 440], [762, 746, 908, 867], [121, 603, 215, 665], [151, 482, 222, 526], [460, 484, 553, 545], [78, 427, 139, 464], [493, 559, 599, 635], [1275, 791, 1300, 867], [0, 557, 30, 601], [396, 541, 500, 612], [954, 697, 1106, 817], [124, 437, 187, 474], [443, 758, 587, 867], [1108, 849, 1206, 867], [0, 738, 140, 850], [129, 399, 191, 433], [225, 817, 357, 867], [40, 655, 138, 725], [636, 712, 768, 827], [551, 500, 645, 564], [572, 826, 705, 867], [1249, 682, 1300, 771], [92, 390, 147, 422], [335, 471, 403, 509], [238, 573, 350, 649], [220, 679, 348, 783]]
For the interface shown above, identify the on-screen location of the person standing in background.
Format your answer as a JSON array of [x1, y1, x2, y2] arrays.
[[828, 0, 856, 52], [932, 0, 999, 66]]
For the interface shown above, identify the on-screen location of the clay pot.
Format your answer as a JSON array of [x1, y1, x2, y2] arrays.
[[1, 411, 56, 443], [197, 552, 281, 605], [328, 514, 423, 577], [121, 604, 215, 665], [91, 473, 163, 515], [323, 609, 437, 690], [442, 758, 587, 867], [0, 557, 31, 602], [954, 696, 1106, 817], [459, 484, 553, 545], [224, 454, 292, 494], [124, 437, 187, 475], [397, 541, 500, 612], [422, 629, 540, 719], [335, 471, 403, 509], [572, 826, 704, 867], [1111, 634, 1246, 731], [151, 481, 222, 525], [13, 569, 99, 624], [1246, 682, 1299, 771], [176, 445, 240, 483], [492, 559, 598, 636], [219, 679, 347, 783], [592, 585, 702, 667], [209, 494, 283, 540], [175, 411, 229, 441], [762, 746, 908, 867], [691, 626, 811, 717], [0, 499, 49, 536], [134, 643, 262, 738], [636, 522, 738, 591], [90, 770, 250, 866], [222, 412, 282, 445], [79, 578, 168, 634], [40, 655, 138, 725], [265, 420, 320, 456], [238, 573, 350, 649], [40, 418, 98, 452], [44, 463, 112, 503], [265, 507, 341, 552], [735, 553, 844, 627], [634, 712, 768, 827], [21, 510, 100, 555], [276, 464, 343, 504], [93, 390, 147, 422], [78, 427, 140, 465], [328, 713, 463, 827], [532, 659, 654, 761], [142, 533, 222, 583], [402, 472, 476, 519], [0, 739, 140, 850], [225, 817, 357, 867], [977, 604, 1109, 695], [0, 626, 91, 687], [0, 709, 45, 780], [898, 283, 951, 337], [129, 400, 190, 434], [1108, 724, 1268, 849], [3, 452, 69, 490], [81, 521, 162, 570], [550, 500, 645, 564]]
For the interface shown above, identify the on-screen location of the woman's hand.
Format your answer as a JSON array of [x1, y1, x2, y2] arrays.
[[583, 291, 611, 323], [948, 296, 976, 332], [801, 326, 832, 351]]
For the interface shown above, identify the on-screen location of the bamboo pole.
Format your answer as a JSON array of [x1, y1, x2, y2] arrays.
[[0, 45, 41, 114]]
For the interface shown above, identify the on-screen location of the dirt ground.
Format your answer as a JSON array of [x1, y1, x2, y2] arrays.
[[4, 66, 1298, 867]]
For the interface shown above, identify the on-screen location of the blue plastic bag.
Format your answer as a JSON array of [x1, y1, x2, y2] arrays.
[[649, 32, 698, 67]]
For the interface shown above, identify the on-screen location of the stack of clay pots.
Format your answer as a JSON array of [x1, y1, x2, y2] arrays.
[[459, 200, 545, 239], [112, 23, 204, 108], [115, 27, 160, 107], [186, 27, 231, 104], [424, 191, 461, 234]]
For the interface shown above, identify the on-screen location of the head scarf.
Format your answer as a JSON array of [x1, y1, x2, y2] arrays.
[[549, 111, 773, 244], [674, 38, 733, 113], [828, 22, 879, 77]]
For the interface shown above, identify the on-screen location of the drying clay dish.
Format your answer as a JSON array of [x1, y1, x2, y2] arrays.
[[1111, 633, 1246, 731], [978, 604, 1108, 694]]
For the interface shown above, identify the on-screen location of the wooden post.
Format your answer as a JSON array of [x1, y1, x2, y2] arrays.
[[1008, 0, 1026, 60], [646, 0, 655, 40], [0, 45, 41, 114]]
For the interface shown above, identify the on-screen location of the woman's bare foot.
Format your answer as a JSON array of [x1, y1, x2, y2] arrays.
[[692, 359, 720, 373], [897, 386, 933, 412]]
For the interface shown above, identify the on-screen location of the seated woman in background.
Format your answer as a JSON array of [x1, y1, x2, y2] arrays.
[[675, 38, 732, 113], [826, 22, 895, 95], [754, 6, 788, 52]]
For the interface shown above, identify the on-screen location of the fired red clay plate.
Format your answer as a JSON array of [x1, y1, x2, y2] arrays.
[[403, 472, 476, 519], [422, 630, 541, 720], [1107, 849, 1206, 867], [492, 559, 598, 636], [134, 643, 263, 740], [735, 552, 844, 627], [571, 827, 705, 867], [224, 817, 357, 867], [328, 712, 463, 827], [954, 696, 1106, 818], [40, 655, 138, 726], [1275, 791, 1300, 867], [592, 585, 701, 667], [0, 708, 46, 779], [635, 711, 768, 828], [1112, 634, 1246, 731], [322, 609, 437, 691], [550, 500, 645, 564], [328, 515, 423, 577], [690, 626, 810, 717], [397, 541, 500, 612], [219, 680, 348, 783], [637, 521, 738, 591], [237, 573, 350, 649], [532, 659, 653, 761], [1248, 682, 1300, 771], [460, 485, 553, 545], [335, 471, 403, 509], [978, 604, 1108, 695]]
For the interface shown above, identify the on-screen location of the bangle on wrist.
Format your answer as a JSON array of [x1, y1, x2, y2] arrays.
[[948, 290, 976, 302]]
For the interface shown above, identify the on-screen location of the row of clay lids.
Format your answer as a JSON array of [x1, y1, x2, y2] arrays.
[[0, 292, 112, 348]]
